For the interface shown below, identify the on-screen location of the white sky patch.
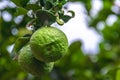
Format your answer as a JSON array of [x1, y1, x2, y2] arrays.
[[53, 2, 102, 54], [8, 1, 16, 8], [0, 0, 8, 10], [0, 0, 16, 9], [7, 44, 14, 53], [27, 10, 34, 18], [90, 0, 103, 17], [29, 0, 38, 4], [2, 11, 12, 22], [111, 6, 120, 14], [96, 21, 105, 31], [14, 15, 24, 24], [11, 28, 18, 35], [106, 14, 118, 26], [115, 0, 120, 7], [81, 28, 102, 54], [111, 0, 120, 14]]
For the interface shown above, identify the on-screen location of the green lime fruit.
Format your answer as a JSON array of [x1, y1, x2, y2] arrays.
[[30, 26, 68, 62], [18, 45, 54, 77]]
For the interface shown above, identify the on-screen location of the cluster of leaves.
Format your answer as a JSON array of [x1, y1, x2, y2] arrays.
[[11, 0, 74, 64], [1, 0, 120, 80], [11, 0, 74, 30]]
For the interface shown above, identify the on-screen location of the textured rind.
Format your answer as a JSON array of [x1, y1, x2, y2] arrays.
[[30, 27, 68, 62], [18, 45, 54, 77]]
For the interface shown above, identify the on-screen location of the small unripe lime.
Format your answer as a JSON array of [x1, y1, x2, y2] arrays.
[[18, 45, 54, 77], [30, 26, 68, 62]]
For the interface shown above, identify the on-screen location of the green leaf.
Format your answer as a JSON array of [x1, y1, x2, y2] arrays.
[[11, 0, 29, 7], [36, 9, 56, 26], [67, 10, 75, 18], [45, 1, 54, 10], [61, 15, 72, 23], [26, 4, 41, 11], [59, 10, 75, 23], [14, 7, 28, 16], [20, 0, 29, 7], [69, 41, 82, 53], [55, 0, 68, 5], [69, 41, 85, 64], [11, 36, 30, 59], [55, 41, 83, 70], [52, 3, 63, 12], [106, 67, 120, 80], [116, 69, 120, 80], [11, 0, 22, 7], [39, 0, 46, 6]]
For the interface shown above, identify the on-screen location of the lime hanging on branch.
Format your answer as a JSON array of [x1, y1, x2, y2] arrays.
[[11, 0, 75, 77], [18, 45, 54, 77], [30, 27, 68, 62]]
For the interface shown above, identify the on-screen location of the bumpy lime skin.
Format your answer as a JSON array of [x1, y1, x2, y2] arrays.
[[30, 27, 68, 62], [18, 45, 54, 77]]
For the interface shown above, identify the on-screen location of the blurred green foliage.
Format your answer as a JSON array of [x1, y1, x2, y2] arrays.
[[0, 0, 120, 80]]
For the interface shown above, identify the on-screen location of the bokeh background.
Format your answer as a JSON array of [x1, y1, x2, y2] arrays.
[[0, 0, 120, 80]]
